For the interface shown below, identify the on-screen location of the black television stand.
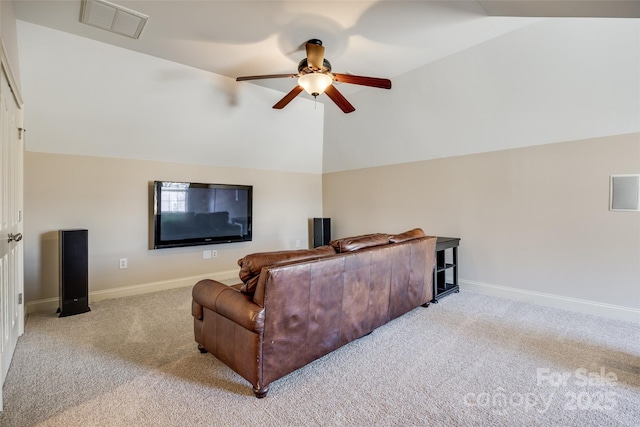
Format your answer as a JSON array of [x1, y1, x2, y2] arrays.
[[432, 237, 460, 303]]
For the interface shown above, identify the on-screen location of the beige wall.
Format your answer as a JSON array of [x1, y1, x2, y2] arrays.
[[24, 152, 322, 303], [323, 133, 640, 310]]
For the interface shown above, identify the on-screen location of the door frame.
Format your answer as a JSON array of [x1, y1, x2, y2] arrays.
[[0, 38, 24, 412]]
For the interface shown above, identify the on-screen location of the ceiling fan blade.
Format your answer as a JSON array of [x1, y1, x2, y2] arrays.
[[306, 41, 325, 71], [273, 85, 304, 109], [324, 85, 355, 114], [333, 73, 392, 89], [236, 74, 298, 81]]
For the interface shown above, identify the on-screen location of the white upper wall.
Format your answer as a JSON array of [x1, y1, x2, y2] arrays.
[[17, 17, 640, 176], [323, 18, 640, 173], [17, 21, 325, 174]]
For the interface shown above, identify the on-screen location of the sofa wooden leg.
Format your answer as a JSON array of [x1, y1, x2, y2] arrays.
[[253, 385, 269, 398], [421, 302, 430, 308], [197, 344, 208, 354]]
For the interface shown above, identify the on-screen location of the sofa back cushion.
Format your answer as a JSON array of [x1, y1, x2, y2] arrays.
[[329, 233, 389, 253], [256, 235, 437, 385], [389, 228, 426, 243], [237, 246, 336, 294]]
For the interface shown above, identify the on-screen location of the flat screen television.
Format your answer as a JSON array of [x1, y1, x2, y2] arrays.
[[152, 181, 252, 249]]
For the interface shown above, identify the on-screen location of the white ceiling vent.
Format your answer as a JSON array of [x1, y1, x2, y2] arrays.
[[80, 0, 148, 39]]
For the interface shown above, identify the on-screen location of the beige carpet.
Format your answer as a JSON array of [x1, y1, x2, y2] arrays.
[[1, 286, 639, 426]]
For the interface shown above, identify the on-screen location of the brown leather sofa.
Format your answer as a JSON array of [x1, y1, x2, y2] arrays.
[[192, 228, 437, 397]]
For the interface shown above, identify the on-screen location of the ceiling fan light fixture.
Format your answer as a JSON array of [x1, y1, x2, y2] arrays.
[[298, 73, 333, 97], [237, 39, 391, 113]]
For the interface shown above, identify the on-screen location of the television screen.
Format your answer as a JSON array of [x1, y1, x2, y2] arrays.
[[152, 181, 252, 249]]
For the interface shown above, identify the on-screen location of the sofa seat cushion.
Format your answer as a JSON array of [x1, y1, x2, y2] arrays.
[[329, 233, 389, 253], [389, 228, 426, 243], [238, 246, 336, 294]]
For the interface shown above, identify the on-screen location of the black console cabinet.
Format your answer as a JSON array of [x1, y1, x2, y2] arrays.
[[432, 237, 460, 303]]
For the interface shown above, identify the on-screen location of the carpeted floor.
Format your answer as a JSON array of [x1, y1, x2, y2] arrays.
[[1, 287, 638, 426]]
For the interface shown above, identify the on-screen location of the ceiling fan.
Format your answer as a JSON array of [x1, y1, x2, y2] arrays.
[[236, 39, 392, 113]]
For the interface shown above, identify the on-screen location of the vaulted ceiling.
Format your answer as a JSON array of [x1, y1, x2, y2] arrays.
[[13, 1, 640, 97]]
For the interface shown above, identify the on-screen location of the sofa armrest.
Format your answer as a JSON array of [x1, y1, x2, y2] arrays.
[[192, 279, 265, 334]]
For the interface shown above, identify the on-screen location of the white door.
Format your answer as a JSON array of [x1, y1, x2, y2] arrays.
[[0, 59, 24, 411]]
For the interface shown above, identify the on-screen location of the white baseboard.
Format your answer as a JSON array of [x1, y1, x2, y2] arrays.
[[25, 270, 240, 315], [460, 279, 640, 324], [28, 275, 640, 324]]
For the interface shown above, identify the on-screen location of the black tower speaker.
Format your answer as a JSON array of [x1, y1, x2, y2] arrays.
[[313, 218, 331, 248], [58, 229, 90, 317]]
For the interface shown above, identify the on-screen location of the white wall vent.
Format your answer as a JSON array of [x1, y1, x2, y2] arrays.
[[610, 174, 640, 212], [80, 0, 148, 39]]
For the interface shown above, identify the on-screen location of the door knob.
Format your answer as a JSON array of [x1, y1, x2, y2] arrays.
[[8, 233, 22, 243]]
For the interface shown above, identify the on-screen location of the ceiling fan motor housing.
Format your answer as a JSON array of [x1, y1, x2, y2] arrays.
[[298, 58, 332, 74]]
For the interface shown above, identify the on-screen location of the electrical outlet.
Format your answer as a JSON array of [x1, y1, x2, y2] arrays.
[[119, 258, 128, 269], [295, 240, 301, 248], [212, 250, 218, 258], [203, 250, 212, 259]]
